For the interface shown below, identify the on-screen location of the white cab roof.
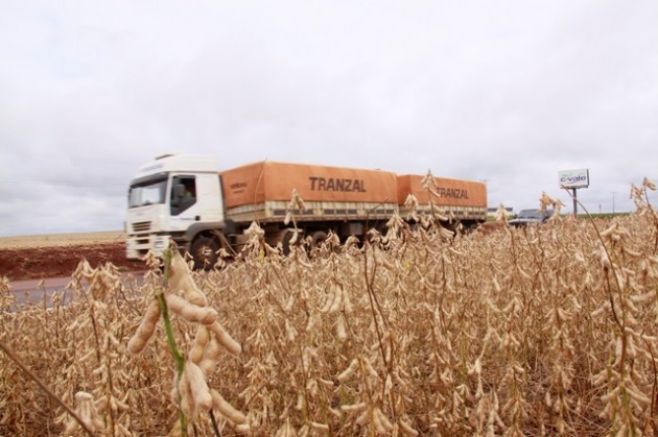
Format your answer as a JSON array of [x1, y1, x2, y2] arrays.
[[134, 154, 218, 179]]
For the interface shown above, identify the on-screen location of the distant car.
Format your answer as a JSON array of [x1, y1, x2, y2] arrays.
[[508, 209, 552, 227]]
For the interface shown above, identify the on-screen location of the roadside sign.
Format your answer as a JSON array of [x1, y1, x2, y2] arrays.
[[559, 169, 589, 189]]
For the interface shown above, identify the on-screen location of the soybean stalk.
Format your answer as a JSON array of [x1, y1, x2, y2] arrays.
[[563, 189, 624, 329], [0, 340, 95, 437], [159, 246, 187, 436], [209, 409, 222, 437], [363, 242, 387, 369]]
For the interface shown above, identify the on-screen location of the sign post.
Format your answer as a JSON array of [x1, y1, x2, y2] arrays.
[[558, 169, 589, 216], [572, 187, 577, 216]]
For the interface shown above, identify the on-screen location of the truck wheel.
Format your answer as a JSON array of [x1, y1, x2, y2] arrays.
[[310, 231, 328, 248], [191, 235, 220, 270]]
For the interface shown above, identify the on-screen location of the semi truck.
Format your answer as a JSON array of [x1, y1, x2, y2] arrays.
[[126, 154, 487, 268]]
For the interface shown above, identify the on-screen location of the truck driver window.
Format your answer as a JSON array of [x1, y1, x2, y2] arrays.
[[170, 176, 196, 216]]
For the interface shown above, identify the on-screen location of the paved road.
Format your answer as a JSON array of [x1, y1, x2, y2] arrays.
[[8, 272, 144, 309], [9, 277, 71, 308]]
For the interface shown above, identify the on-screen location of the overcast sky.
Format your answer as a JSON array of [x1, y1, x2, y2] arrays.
[[1, 1, 657, 236]]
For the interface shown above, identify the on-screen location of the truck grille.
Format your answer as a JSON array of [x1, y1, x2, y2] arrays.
[[132, 221, 151, 233]]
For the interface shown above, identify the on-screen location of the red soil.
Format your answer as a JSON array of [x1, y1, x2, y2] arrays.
[[0, 242, 144, 281]]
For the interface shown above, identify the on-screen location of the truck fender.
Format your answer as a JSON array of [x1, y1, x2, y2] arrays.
[[185, 222, 225, 243]]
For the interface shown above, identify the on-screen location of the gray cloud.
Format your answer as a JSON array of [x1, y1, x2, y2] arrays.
[[1, 0, 657, 236]]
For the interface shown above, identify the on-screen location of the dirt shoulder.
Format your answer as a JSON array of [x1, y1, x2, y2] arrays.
[[0, 241, 145, 281]]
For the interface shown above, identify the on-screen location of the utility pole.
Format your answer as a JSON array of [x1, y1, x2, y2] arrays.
[[612, 191, 616, 214]]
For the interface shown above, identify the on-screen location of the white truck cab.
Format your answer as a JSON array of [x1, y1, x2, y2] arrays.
[[125, 154, 225, 263]]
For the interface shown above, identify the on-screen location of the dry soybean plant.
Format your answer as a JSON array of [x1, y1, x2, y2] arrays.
[[1, 180, 658, 436], [126, 246, 247, 436]]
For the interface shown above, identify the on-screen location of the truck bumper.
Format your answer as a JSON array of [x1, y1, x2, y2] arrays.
[[126, 234, 171, 259]]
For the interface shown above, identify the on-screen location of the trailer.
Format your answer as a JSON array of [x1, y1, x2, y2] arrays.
[[396, 174, 487, 224]]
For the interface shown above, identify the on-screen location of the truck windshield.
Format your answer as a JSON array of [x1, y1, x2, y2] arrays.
[[128, 176, 168, 208]]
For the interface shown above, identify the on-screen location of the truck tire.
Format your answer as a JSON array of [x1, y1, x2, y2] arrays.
[[310, 231, 328, 248], [190, 235, 220, 270]]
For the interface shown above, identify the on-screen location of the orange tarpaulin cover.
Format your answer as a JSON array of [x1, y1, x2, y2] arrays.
[[221, 161, 399, 208], [397, 175, 487, 208]]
